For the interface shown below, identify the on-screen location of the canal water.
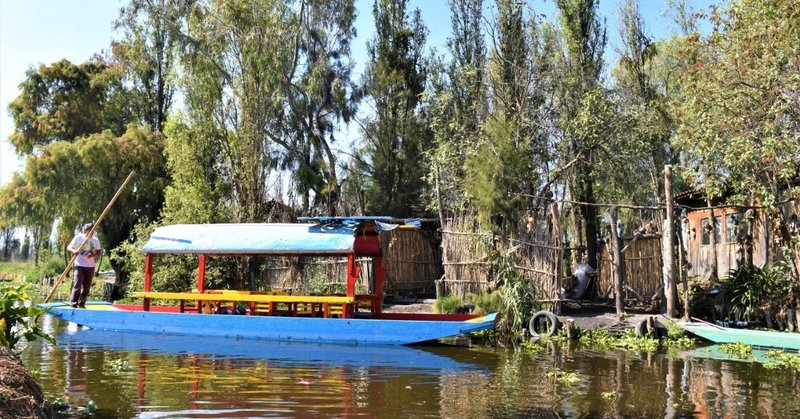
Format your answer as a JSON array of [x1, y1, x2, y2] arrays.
[[18, 315, 800, 418]]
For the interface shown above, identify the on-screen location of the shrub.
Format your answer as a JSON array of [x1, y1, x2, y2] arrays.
[[434, 294, 463, 314], [0, 283, 55, 351], [723, 266, 788, 320]]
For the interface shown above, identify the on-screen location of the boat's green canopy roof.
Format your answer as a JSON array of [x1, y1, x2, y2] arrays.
[[141, 223, 358, 255]]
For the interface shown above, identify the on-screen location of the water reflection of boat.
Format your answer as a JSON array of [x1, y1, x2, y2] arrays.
[[56, 328, 483, 372], [682, 345, 776, 364]]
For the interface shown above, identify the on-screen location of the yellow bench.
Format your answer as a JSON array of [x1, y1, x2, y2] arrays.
[[133, 291, 355, 318]]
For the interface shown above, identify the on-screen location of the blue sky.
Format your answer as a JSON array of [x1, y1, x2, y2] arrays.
[[0, 0, 716, 186]]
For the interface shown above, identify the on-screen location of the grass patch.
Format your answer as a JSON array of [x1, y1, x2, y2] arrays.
[[433, 295, 463, 314]]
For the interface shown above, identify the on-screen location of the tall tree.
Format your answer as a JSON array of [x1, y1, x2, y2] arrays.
[[553, 0, 607, 268], [175, 0, 293, 223], [608, 0, 673, 205], [358, 0, 430, 216], [8, 59, 132, 154], [114, 0, 193, 132], [464, 0, 534, 228], [278, 0, 358, 214], [426, 0, 486, 214]]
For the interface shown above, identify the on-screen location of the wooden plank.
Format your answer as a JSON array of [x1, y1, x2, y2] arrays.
[[132, 291, 354, 304]]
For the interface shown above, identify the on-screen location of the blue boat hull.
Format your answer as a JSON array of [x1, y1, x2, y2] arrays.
[[43, 306, 498, 345]]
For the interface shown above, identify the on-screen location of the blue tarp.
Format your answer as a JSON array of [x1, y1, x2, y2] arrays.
[[141, 223, 357, 255]]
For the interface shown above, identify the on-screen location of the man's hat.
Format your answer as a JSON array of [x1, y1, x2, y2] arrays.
[[82, 223, 94, 233]]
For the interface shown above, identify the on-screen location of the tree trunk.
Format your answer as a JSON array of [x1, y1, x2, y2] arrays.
[[608, 207, 625, 319], [664, 165, 677, 317]]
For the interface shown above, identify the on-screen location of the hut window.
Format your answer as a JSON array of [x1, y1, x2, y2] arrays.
[[701, 217, 722, 245], [725, 214, 739, 243]]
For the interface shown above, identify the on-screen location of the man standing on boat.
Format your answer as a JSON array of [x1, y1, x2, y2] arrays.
[[67, 223, 102, 308]]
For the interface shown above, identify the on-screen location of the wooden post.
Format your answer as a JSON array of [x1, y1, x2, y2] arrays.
[[679, 216, 691, 321], [551, 201, 563, 314], [664, 165, 677, 317], [608, 207, 625, 319]]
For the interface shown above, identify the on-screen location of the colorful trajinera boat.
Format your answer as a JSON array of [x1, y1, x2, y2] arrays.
[[42, 217, 498, 345]]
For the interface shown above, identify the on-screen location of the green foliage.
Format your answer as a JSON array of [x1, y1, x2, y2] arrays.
[[464, 115, 528, 229], [23, 254, 67, 284], [493, 247, 538, 334], [672, 0, 800, 209], [764, 350, 800, 372], [7, 58, 131, 154], [578, 329, 659, 352], [0, 283, 55, 351], [718, 342, 753, 359], [358, 0, 431, 216], [433, 295, 463, 314], [470, 290, 504, 314], [519, 340, 547, 354], [661, 320, 696, 350], [723, 266, 788, 320]]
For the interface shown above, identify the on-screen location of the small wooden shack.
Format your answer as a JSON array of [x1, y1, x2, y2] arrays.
[[674, 190, 792, 279]]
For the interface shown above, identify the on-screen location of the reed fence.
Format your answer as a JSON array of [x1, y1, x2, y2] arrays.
[[599, 234, 663, 301]]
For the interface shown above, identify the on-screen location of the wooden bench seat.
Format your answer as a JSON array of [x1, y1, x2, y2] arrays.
[[133, 291, 355, 318]]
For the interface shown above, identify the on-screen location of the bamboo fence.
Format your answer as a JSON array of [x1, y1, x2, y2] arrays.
[[440, 215, 495, 296], [380, 229, 441, 295], [599, 234, 664, 301], [248, 228, 442, 295], [439, 205, 562, 301]]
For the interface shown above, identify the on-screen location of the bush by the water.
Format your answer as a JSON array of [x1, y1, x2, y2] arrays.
[[0, 283, 54, 350]]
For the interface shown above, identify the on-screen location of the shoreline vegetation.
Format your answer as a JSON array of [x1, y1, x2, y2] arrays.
[[0, 0, 798, 413]]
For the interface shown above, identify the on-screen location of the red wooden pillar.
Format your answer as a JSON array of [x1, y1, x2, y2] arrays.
[[197, 254, 206, 293], [374, 256, 384, 315], [346, 254, 356, 297], [143, 253, 153, 312], [345, 254, 359, 319]]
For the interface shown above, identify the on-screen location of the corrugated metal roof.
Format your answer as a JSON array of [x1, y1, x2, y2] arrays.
[[141, 223, 357, 255]]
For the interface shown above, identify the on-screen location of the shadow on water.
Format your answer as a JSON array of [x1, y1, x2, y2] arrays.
[[17, 315, 800, 418]]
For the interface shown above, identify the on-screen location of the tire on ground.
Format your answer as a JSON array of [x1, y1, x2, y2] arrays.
[[528, 311, 561, 337]]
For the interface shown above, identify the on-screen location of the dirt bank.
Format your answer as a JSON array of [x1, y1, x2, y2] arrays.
[[0, 346, 53, 419]]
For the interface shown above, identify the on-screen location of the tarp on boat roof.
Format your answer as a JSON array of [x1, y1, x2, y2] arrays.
[[141, 223, 357, 255]]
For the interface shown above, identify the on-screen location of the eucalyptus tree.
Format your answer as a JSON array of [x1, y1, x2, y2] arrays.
[[278, 0, 358, 215], [358, 0, 431, 216], [114, 0, 194, 132], [175, 0, 293, 223]]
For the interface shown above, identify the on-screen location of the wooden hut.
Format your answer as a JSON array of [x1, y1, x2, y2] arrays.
[[674, 190, 784, 279]]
